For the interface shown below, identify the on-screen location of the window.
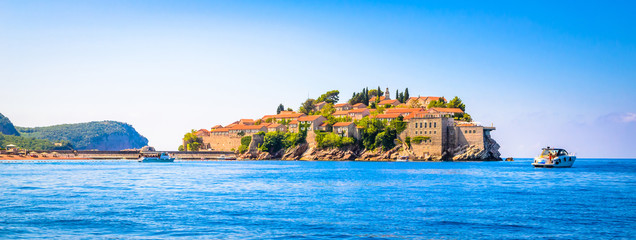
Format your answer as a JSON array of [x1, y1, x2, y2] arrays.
[[434, 122, 437, 128], [465, 130, 467, 134], [434, 131, 436, 134]]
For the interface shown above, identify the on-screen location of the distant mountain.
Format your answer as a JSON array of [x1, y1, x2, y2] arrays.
[[0, 113, 20, 136], [17, 121, 149, 151]]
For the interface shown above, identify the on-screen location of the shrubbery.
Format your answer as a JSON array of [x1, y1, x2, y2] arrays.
[[258, 130, 306, 154], [315, 132, 355, 149], [411, 136, 431, 144]]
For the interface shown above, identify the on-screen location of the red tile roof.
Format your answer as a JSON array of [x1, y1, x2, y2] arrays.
[[333, 121, 355, 127], [430, 107, 464, 113], [385, 108, 424, 114], [262, 113, 305, 120], [369, 96, 386, 102], [334, 103, 351, 107], [379, 99, 400, 105], [229, 125, 266, 130], [348, 108, 369, 113], [268, 123, 282, 128], [289, 120, 299, 125], [373, 113, 402, 119], [353, 103, 367, 107], [298, 115, 325, 122], [211, 128, 229, 132], [211, 125, 223, 129], [332, 110, 349, 116]]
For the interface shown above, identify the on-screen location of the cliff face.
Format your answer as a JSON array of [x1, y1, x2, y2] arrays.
[[0, 113, 20, 136], [451, 135, 501, 161], [238, 135, 502, 162], [17, 121, 148, 151]]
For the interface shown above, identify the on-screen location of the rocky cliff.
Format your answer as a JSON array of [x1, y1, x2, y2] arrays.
[[238, 136, 502, 162]]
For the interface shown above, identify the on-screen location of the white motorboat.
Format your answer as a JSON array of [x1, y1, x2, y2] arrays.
[[532, 147, 576, 168], [139, 152, 175, 163]]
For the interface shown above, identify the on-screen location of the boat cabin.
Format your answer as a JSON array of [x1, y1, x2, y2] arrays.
[[540, 148, 568, 157]]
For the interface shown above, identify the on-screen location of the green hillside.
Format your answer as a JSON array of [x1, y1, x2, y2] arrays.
[[17, 121, 148, 151], [0, 133, 73, 151], [0, 113, 20, 136]]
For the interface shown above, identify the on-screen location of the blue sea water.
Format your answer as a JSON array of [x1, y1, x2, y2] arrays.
[[0, 159, 634, 239]]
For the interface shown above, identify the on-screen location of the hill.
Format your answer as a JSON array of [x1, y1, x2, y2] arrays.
[[0, 133, 73, 151], [0, 113, 20, 136], [17, 121, 148, 151]]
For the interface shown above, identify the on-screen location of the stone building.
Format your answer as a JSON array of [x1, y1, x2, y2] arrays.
[[333, 122, 358, 139]]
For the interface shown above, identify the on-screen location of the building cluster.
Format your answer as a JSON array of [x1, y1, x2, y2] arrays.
[[194, 91, 495, 158]]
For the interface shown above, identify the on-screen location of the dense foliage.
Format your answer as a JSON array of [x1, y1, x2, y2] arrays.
[[258, 130, 306, 154], [238, 135, 252, 154], [181, 129, 203, 151], [17, 121, 148, 151], [315, 132, 355, 149], [299, 99, 316, 115], [0, 113, 20, 136], [0, 133, 73, 151], [316, 90, 340, 104]]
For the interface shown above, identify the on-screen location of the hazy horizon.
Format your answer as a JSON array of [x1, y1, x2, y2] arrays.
[[1, 1, 634, 158]]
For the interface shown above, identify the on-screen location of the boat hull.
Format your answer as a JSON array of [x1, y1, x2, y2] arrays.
[[532, 156, 576, 168], [138, 157, 175, 163]]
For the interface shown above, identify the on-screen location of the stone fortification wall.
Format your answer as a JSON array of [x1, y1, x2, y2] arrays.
[[201, 135, 242, 152], [406, 117, 451, 159], [454, 126, 485, 150]]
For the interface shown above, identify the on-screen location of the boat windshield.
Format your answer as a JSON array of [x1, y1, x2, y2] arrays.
[[540, 149, 559, 156]]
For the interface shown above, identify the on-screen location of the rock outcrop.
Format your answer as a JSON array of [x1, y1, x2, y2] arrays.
[[451, 135, 501, 161]]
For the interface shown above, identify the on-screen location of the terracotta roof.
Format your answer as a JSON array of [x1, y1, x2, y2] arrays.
[[298, 115, 325, 122], [385, 108, 424, 114], [430, 107, 464, 113], [268, 123, 282, 128], [197, 129, 210, 133], [352, 103, 367, 108], [315, 101, 327, 106], [333, 121, 355, 127], [262, 113, 305, 119], [210, 128, 229, 132], [332, 110, 349, 116], [369, 96, 386, 102], [334, 103, 351, 107], [348, 108, 369, 113], [373, 113, 402, 119], [457, 123, 476, 127], [229, 125, 266, 130], [289, 120, 299, 125], [211, 125, 223, 129], [240, 119, 254, 122], [379, 99, 401, 105], [319, 122, 329, 127]]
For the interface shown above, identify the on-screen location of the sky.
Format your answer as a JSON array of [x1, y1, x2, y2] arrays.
[[1, 1, 635, 158]]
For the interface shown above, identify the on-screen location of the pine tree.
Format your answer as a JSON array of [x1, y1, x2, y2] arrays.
[[395, 89, 399, 101]]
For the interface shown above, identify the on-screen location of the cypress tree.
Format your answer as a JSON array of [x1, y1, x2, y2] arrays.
[[405, 88, 410, 102]]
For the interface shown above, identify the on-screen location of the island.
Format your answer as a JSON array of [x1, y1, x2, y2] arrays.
[[182, 87, 501, 161]]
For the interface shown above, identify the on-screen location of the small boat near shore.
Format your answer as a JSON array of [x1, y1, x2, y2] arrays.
[[532, 147, 575, 168], [138, 152, 175, 163]]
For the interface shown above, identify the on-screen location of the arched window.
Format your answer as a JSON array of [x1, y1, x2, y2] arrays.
[[434, 122, 437, 128]]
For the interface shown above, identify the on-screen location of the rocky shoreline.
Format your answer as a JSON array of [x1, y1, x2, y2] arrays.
[[238, 135, 502, 162]]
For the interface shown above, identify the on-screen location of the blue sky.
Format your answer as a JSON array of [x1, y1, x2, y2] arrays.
[[1, 1, 635, 157]]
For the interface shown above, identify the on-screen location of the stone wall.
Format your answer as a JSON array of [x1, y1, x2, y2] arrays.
[[454, 126, 485, 150], [406, 117, 452, 158], [201, 135, 242, 152]]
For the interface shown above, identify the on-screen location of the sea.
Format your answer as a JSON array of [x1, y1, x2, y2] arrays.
[[0, 159, 634, 239]]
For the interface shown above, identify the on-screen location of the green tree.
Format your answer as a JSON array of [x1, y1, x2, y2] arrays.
[[427, 97, 447, 108], [316, 90, 340, 104], [183, 129, 203, 151], [277, 104, 285, 114], [447, 96, 466, 111], [404, 88, 409, 102], [299, 99, 316, 115]]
